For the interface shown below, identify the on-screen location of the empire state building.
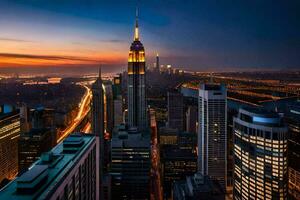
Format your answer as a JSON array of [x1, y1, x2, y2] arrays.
[[127, 10, 147, 130]]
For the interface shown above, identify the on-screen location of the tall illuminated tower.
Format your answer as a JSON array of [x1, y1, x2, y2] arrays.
[[127, 8, 147, 130], [91, 67, 104, 200], [198, 83, 227, 190], [233, 108, 288, 199]]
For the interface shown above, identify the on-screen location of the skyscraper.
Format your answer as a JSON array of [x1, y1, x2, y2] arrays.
[[0, 106, 20, 184], [91, 68, 104, 200], [167, 90, 184, 131], [198, 83, 227, 190], [112, 75, 123, 127], [110, 124, 151, 199], [186, 105, 198, 133], [233, 108, 288, 200], [103, 81, 114, 135], [155, 53, 160, 73], [0, 134, 97, 200], [18, 128, 53, 174], [127, 8, 147, 131], [285, 104, 300, 199]]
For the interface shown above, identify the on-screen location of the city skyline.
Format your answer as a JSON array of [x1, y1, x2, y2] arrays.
[[0, 0, 300, 75], [0, 2, 299, 200]]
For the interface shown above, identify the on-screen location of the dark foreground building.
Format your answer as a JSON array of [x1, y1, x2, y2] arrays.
[[18, 128, 54, 174], [173, 172, 225, 200], [110, 124, 151, 199], [0, 134, 97, 200]]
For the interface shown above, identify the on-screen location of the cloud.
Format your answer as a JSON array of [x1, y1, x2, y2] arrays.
[[0, 52, 98, 62], [106, 39, 125, 43], [0, 37, 34, 43]]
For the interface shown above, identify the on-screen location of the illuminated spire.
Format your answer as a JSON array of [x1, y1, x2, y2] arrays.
[[134, 7, 139, 41]]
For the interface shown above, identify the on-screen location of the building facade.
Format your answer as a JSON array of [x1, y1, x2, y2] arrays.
[[233, 108, 288, 200], [173, 172, 225, 200], [167, 90, 184, 131], [0, 107, 20, 184], [127, 10, 147, 131], [110, 124, 151, 199], [186, 105, 197, 133], [0, 134, 97, 200], [198, 84, 227, 190], [18, 128, 53, 174], [284, 103, 300, 199], [91, 68, 105, 200]]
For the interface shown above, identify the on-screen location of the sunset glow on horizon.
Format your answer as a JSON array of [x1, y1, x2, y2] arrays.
[[0, 0, 299, 73]]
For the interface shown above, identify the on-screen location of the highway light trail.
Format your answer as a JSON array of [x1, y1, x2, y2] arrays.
[[57, 84, 92, 143]]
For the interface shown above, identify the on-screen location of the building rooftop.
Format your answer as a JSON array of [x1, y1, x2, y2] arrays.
[[0, 133, 95, 200], [173, 172, 224, 200], [200, 83, 225, 91], [238, 107, 285, 127], [111, 124, 150, 148]]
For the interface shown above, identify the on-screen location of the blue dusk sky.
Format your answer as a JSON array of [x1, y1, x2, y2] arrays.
[[0, 0, 299, 73]]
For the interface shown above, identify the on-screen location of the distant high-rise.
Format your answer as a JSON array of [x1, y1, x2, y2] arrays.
[[0, 134, 97, 200], [284, 103, 300, 199], [0, 106, 20, 184], [186, 105, 197, 133], [198, 84, 227, 190], [103, 81, 114, 135], [233, 108, 288, 200], [112, 75, 123, 127], [18, 128, 53, 174], [127, 8, 147, 130], [167, 90, 184, 131], [155, 53, 160, 73], [91, 68, 104, 200]]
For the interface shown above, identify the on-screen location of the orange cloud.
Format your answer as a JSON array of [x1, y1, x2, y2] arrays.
[[0, 52, 126, 67]]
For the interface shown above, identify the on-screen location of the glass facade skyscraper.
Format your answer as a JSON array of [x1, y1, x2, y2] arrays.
[[198, 83, 227, 190], [0, 108, 20, 183], [233, 108, 288, 200]]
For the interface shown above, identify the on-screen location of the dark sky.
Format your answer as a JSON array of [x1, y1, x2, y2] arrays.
[[0, 0, 299, 73]]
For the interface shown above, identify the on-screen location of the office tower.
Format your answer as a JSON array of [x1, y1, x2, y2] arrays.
[[159, 127, 178, 145], [198, 84, 227, 190], [31, 107, 56, 146], [127, 9, 147, 130], [18, 128, 53, 174], [0, 106, 20, 184], [113, 75, 123, 127], [159, 126, 197, 197], [31, 107, 54, 129], [155, 53, 160, 73], [285, 104, 300, 199], [186, 105, 197, 133], [233, 108, 288, 200], [173, 172, 225, 200], [0, 134, 97, 200], [19, 103, 30, 133], [103, 81, 114, 135], [91, 68, 104, 200], [160, 129, 197, 197], [113, 99, 122, 126], [110, 124, 151, 199], [167, 90, 184, 131], [227, 93, 259, 193], [161, 145, 197, 197]]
